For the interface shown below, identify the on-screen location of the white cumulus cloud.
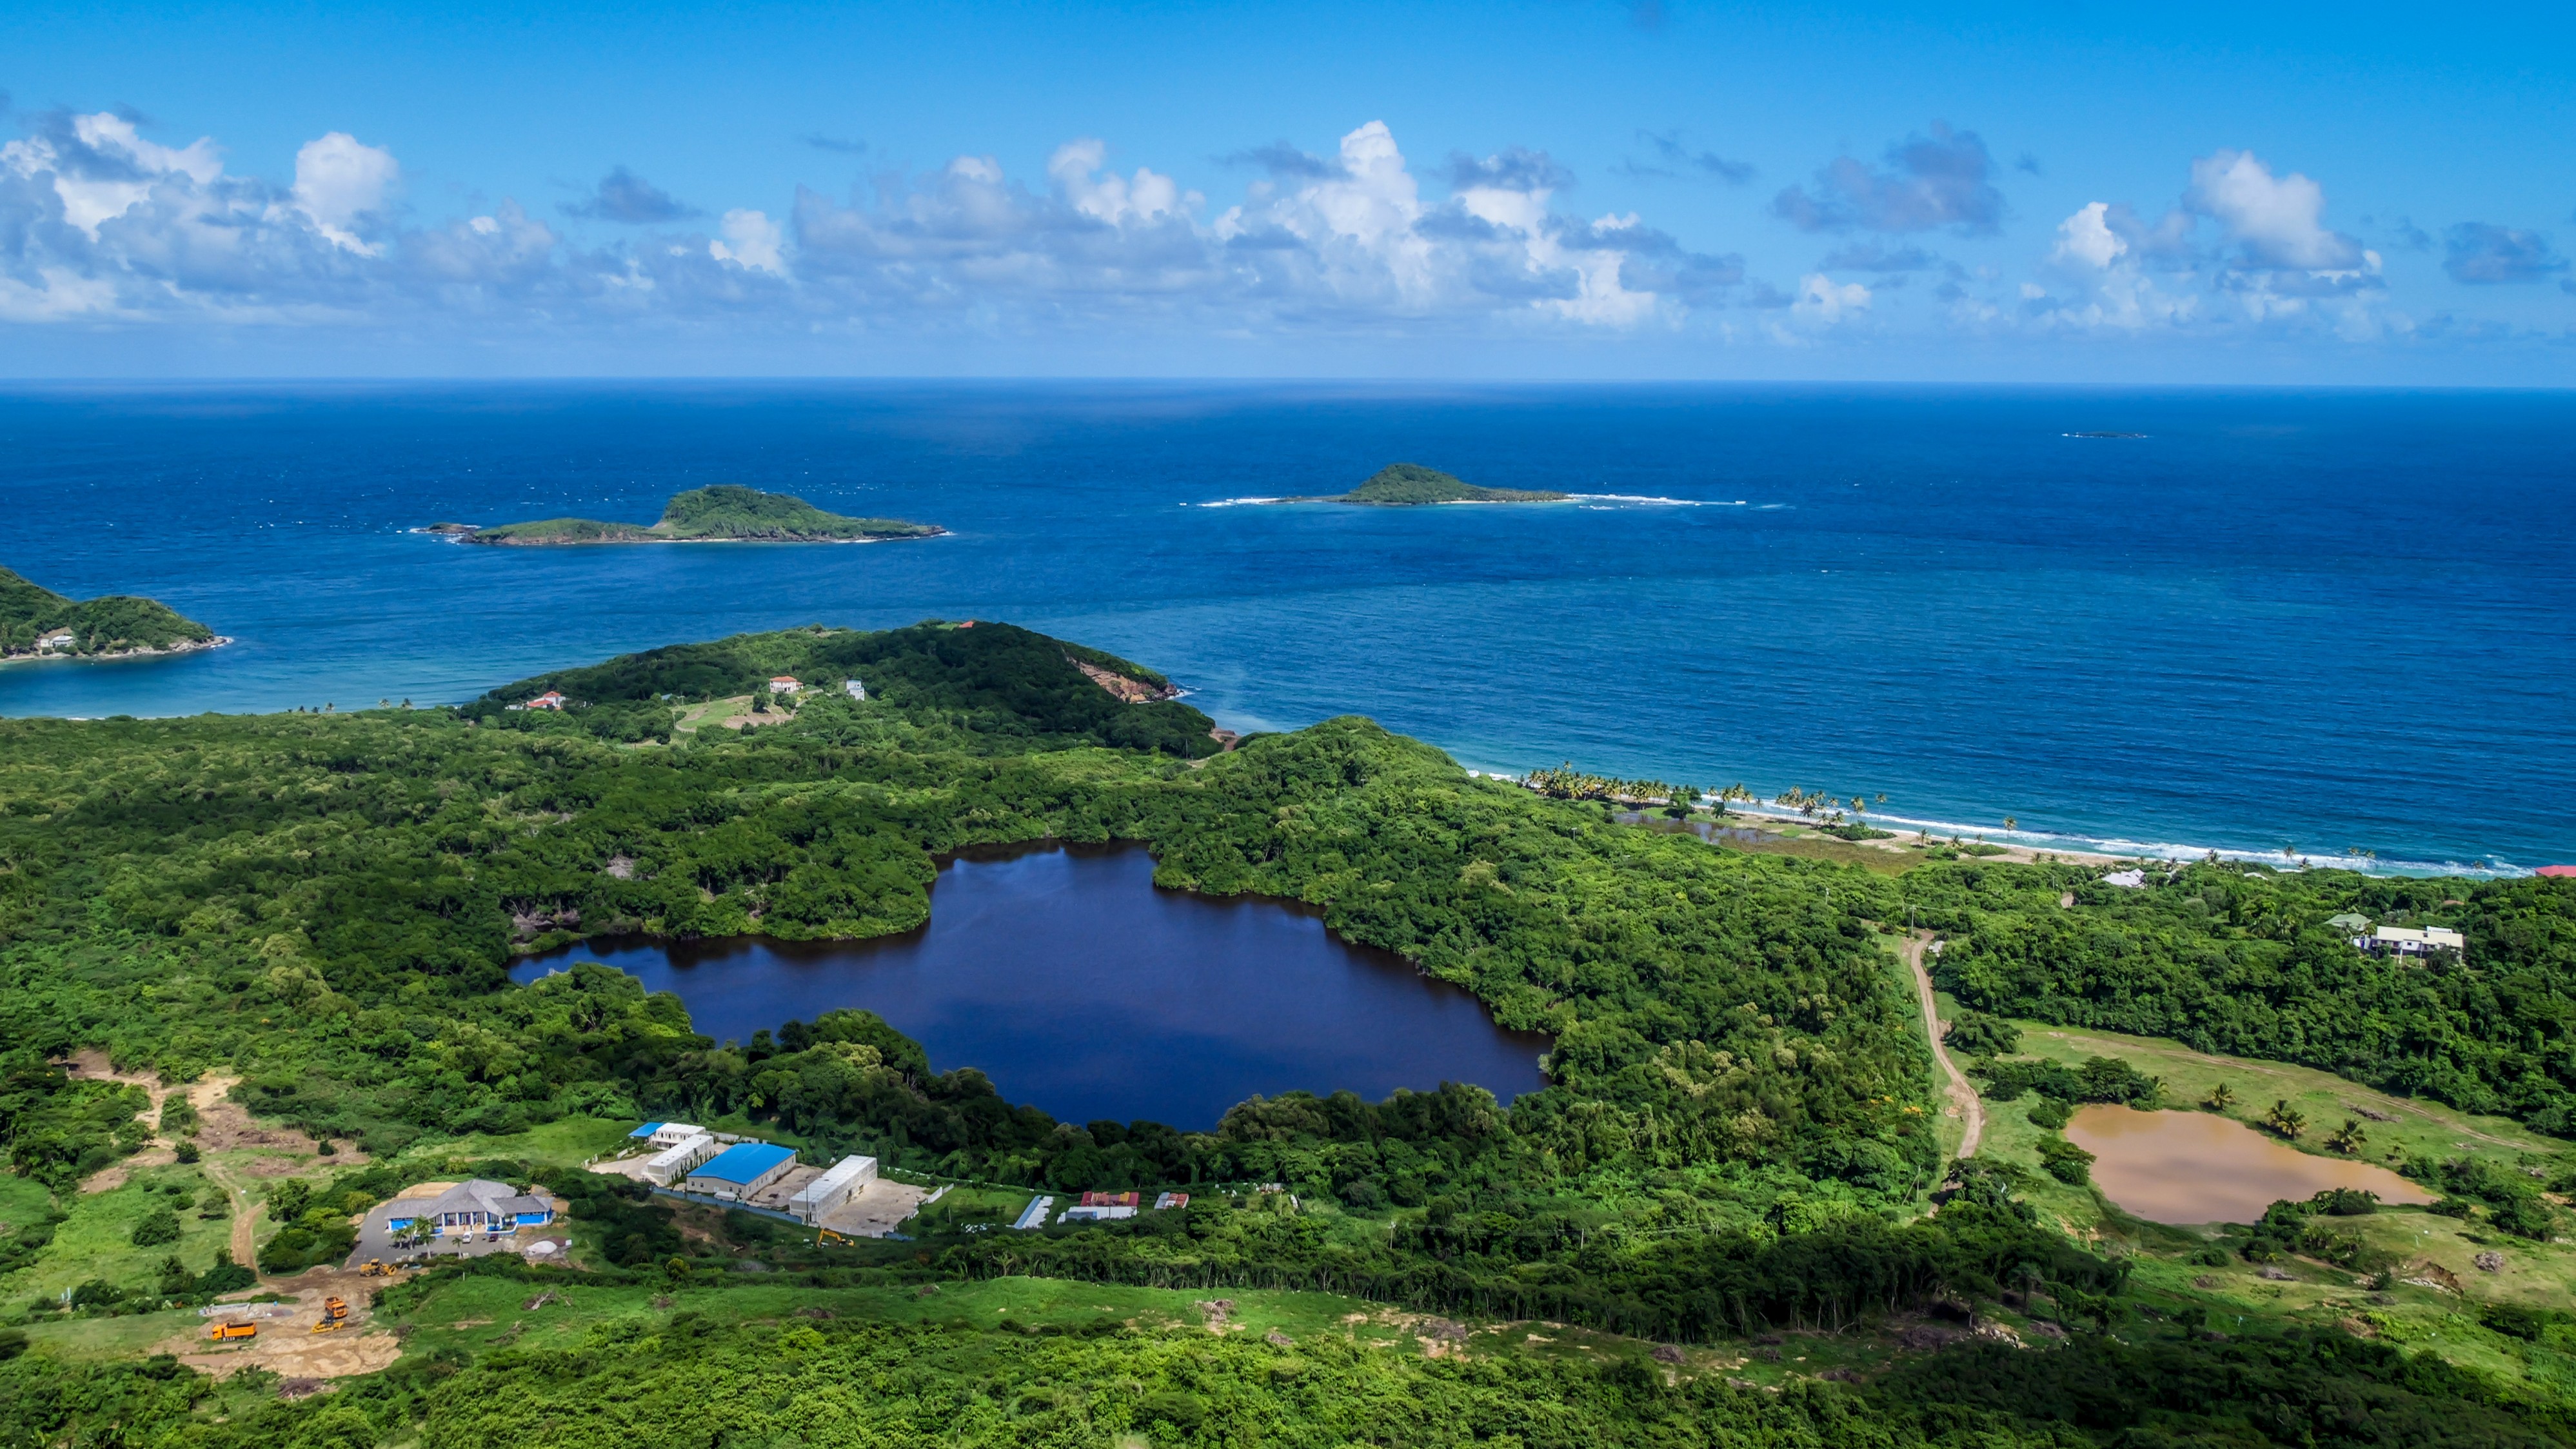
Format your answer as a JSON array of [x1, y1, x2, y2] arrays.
[[1792, 273, 1870, 323], [709, 208, 785, 274], [2187, 150, 2361, 271], [291, 132, 399, 254]]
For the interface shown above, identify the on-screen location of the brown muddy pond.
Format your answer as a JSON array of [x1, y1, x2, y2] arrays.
[[2066, 1105, 2438, 1224]]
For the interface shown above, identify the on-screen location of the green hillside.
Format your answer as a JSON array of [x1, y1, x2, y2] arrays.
[[470, 619, 1222, 759], [1301, 462, 1570, 504], [3, 622, 2575, 1446], [468, 485, 942, 545], [0, 565, 219, 659]]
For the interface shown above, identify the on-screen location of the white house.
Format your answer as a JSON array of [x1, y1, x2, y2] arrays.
[[786, 1155, 878, 1223], [641, 1132, 718, 1186], [768, 675, 802, 695], [843, 677, 867, 701], [511, 690, 567, 712], [2360, 925, 2464, 957], [36, 630, 75, 651]]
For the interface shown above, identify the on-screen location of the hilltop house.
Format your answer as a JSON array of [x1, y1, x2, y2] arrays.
[[511, 690, 567, 712], [384, 1179, 557, 1237], [768, 675, 802, 695], [2359, 924, 2465, 957]]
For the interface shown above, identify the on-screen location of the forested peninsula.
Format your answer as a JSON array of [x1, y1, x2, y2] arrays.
[[3, 621, 2573, 1447], [442, 485, 942, 545], [1288, 463, 1570, 504], [0, 565, 224, 661]]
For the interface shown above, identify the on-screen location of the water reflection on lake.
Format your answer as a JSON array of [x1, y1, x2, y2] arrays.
[[513, 844, 1551, 1130], [2067, 1105, 2437, 1224]]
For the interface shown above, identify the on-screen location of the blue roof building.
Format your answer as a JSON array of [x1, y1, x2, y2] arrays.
[[629, 1122, 666, 1139], [683, 1142, 798, 1200]]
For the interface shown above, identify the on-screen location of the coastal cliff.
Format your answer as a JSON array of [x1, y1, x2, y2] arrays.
[[446, 485, 943, 545], [0, 566, 226, 662]]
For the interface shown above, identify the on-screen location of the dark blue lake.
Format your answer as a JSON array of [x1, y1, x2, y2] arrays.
[[511, 844, 1552, 1130]]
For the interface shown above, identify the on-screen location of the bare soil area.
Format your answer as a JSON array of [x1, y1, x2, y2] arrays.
[[173, 1268, 401, 1380]]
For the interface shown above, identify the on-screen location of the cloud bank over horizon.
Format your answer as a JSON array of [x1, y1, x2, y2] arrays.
[[1, 103, 2567, 375]]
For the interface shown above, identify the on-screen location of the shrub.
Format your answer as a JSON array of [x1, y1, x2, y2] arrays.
[[2036, 1137, 2094, 1185], [1946, 1012, 2022, 1058], [130, 1206, 181, 1247]]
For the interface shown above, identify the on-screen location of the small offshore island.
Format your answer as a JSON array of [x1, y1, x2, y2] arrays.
[[430, 484, 944, 545], [0, 565, 226, 663], [1284, 462, 1570, 505]]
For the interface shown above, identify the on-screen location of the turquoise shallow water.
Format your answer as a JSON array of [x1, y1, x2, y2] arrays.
[[2, 381, 2570, 873]]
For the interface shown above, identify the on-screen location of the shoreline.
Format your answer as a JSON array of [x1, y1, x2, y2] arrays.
[[1460, 771, 2541, 879], [0, 635, 233, 668], [417, 527, 947, 546]]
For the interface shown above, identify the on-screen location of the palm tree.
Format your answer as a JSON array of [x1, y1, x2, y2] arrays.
[[2323, 1119, 2366, 1154], [2264, 1099, 2306, 1140], [2203, 1083, 2235, 1113], [2003, 815, 2018, 832]]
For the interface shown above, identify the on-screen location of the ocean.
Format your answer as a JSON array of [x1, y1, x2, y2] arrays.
[[2, 382, 2569, 874]]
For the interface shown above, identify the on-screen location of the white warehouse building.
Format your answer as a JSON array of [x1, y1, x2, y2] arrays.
[[641, 1132, 718, 1186], [787, 1155, 878, 1223]]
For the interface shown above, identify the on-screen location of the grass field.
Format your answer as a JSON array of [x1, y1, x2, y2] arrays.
[[1912, 994, 2576, 1398], [377, 1117, 642, 1175], [1, 1165, 237, 1304], [1996, 1010, 2567, 1176]]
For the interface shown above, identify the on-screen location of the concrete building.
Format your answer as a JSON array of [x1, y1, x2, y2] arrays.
[[768, 675, 802, 695], [1059, 1204, 1136, 1223], [843, 678, 867, 701], [2361, 925, 2465, 957], [384, 1179, 555, 1237], [631, 1122, 705, 1148], [1154, 1192, 1189, 1211], [642, 1132, 718, 1186], [684, 1142, 798, 1200], [786, 1155, 878, 1223]]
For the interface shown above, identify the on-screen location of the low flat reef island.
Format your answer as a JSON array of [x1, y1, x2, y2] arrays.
[[1284, 462, 1570, 505], [0, 564, 226, 662], [431, 484, 943, 545]]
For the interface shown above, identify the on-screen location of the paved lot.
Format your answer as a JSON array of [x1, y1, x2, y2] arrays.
[[816, 1179, 931, 1237]]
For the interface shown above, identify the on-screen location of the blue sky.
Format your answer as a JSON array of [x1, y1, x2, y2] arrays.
[[5, 0, 2572, 379]]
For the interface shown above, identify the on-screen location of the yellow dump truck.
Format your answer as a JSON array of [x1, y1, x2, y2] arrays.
[[311, 1296, 351, 1332], [208, 1321, 257, 1342]]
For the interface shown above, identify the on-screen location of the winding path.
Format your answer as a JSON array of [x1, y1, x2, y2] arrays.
[[1903, 930, 1983, 1159]]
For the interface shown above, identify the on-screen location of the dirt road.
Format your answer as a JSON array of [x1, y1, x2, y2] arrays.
[[1903, 932, 1982, 1159]]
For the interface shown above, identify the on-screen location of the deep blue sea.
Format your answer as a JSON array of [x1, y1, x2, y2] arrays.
[[3, 383, 2570, 874]]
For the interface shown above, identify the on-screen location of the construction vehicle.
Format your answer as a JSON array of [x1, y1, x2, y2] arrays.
[[359, 1259, 392, 1277], [311, 1296, 350, 1332], [208, 1321, 257, 1342], [817, 1228, 852, 1245]]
